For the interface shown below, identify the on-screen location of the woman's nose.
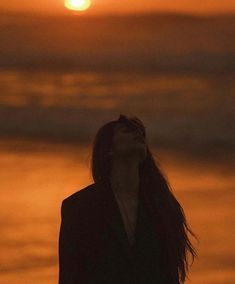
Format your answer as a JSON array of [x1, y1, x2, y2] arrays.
[[132, 128, 145, 141], [134, 127, 143, 137]]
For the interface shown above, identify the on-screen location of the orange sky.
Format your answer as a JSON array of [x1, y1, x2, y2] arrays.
[[0, 0, 235, 14]]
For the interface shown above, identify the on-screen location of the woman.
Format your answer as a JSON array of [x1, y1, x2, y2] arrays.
[[58, 114, 198, 284]]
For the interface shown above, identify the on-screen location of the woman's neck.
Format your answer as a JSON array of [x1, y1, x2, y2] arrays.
[[109, 157, 140, 198]]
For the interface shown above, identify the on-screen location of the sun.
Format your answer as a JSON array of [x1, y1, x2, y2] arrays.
[[64, 0, 91, 11]]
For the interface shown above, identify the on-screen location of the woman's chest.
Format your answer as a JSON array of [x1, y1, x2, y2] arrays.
[[115, 197, 139, 245]]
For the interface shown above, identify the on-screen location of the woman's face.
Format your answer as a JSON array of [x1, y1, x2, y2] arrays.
[[111, 122, 147, 162]]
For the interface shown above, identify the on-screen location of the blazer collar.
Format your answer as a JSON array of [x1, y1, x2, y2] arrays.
[[95, 179, 140, 261]]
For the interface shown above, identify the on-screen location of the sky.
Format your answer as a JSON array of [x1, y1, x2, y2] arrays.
[[0, 0, 235, 15]]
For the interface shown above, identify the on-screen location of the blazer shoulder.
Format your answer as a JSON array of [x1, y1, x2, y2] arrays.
[[60, 183, 97, 217]]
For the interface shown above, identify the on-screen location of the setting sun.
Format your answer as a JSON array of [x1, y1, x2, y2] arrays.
[[64, 0, 91, 11]]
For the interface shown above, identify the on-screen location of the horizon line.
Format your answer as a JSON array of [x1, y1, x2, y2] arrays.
[[1, 9, 235, 18]]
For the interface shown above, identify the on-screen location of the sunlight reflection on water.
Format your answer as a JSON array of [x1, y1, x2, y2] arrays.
[[0, 138, 234, 283]]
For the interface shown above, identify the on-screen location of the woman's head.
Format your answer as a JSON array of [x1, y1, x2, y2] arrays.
[[90, 114, 198, 284], [91, 114, 149, 182], [111, 115, 147, 164]]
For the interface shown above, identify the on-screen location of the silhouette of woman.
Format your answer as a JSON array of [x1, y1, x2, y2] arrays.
[[58, 114, 198, 284]]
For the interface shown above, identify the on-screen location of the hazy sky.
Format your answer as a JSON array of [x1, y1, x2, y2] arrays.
[[1, 0, 235, 15]]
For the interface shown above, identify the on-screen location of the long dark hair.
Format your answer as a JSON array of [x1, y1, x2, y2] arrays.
[[90, 114, 198, 283]]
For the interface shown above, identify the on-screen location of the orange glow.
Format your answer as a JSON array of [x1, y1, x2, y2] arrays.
[[0, 0, 234, 15], [64, 0, 91, 11]]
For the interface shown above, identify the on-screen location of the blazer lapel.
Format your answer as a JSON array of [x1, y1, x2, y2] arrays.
[[95, 180, 134, 261]]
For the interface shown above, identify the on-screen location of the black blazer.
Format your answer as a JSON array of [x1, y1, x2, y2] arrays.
[[58, 179, 179, 284]]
